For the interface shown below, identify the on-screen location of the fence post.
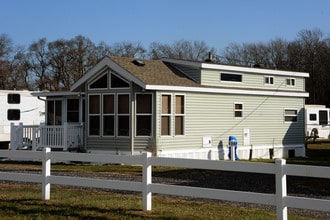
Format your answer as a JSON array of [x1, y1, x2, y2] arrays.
[[275, 159, 287, 220], [42, 147, 51, 200], [63, 122, 68, 151], [142, 152, 152, 211], [32, 126, 37, 151]]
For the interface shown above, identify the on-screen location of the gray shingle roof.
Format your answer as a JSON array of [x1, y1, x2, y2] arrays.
[[109, 56, 200, 87]]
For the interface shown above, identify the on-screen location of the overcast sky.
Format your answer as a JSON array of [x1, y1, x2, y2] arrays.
[[1, 0, 329, 52]]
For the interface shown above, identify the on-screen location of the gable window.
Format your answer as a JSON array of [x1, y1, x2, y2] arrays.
[[221, 73, 242, 82], [8, 94, 20, 104], [234, 103, 243, 118], [111, 74, 130, 88], [7, 109, 20, 120], [286, 78, 295, 86], [90, 73, 108, 89], [136, 93, 152, 136], [175, 95, 185, 135], [161, 94, 171, 136], [264, 76, 274, 85], [284, 109, 297, 122]]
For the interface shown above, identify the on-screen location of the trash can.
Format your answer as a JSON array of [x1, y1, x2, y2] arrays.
[[228, 136, 239, 160]]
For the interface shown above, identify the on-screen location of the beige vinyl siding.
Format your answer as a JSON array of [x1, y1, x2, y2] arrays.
[[201, 69, 305, 92], [156, 91, 305, 152]]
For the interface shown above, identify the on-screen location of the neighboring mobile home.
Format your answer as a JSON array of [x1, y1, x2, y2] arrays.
[[305, 105, 330, 139], [0, 90, 45, 149], [24, 56, 309, 159]]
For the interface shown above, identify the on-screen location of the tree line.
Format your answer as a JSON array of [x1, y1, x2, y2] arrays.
[[0, 29, 329, 107]]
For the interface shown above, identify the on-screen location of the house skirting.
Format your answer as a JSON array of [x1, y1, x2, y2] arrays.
[[156, 144, 306, 160]]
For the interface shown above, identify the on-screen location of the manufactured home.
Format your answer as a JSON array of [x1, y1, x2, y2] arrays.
[[305, 105, 330, 139], [11, 56, 310, 159], [0, 90, 45, 149]]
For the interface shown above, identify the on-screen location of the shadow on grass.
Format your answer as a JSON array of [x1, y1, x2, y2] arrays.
[[0, 198, 175, 220]]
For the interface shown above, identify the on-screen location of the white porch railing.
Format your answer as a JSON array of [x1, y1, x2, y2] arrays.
[[10, 123, 84, 151], [0, 149, 329, 220]]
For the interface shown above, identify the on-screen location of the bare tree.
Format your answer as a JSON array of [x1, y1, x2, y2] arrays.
[[0, 34, 13, 89], [149, 40, 215, 61], [110, 41, 146, 58]]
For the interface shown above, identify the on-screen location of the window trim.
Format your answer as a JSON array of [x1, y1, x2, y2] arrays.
[[286, 78, 296, 87], [88, 94, 101, 136], [135, 93, 153, 137], [284, 109, 298, 123], [174, 94, 185, 136], [264, 76, 274, 85], [234, 103, 243, 118], [102, 93, 115, 137], [220, 72, 243, 83], [161, 93, 172, 136], [116, 93, 130, 137], [110, 73, 130, 89], [88, 72, 109, 90]]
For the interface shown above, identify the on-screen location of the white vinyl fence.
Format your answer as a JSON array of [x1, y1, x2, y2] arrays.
[[0, 148, 329, 220]]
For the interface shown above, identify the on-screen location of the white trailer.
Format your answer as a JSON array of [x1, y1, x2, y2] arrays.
[[0, 90, 45, 148], [305, 104, 330, 139]]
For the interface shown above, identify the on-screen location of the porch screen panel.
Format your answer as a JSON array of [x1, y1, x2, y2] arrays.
[[118, 94, 129, 136], [161, 95, 171, 136], [136, 94, 152, 136], [89, 95, 100, 136], [67, 99, 79, 122], [175, 95, 184, 135], [103, 94, 114, 136]]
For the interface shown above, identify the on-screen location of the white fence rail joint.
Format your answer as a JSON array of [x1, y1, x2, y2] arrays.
[[0, 148, 329, 220]]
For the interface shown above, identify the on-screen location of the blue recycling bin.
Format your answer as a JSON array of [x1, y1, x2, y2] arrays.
[[228, 136, 239, 160]]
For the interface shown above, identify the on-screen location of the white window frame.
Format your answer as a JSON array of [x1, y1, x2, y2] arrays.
[[284, 109, 298, 123], [264, 76, 274, 85], [135, 93, 153, 137], [88, 94, 101, 137], [220, 72, 243, 83], [116, 93, 130, 137], [88, 72, 109, 90], [286, 78, 296, 87], [102, 93, 115, 137], [174, 94, 185, 136], [234, 103, 243, 118], [161, 93, 172, 136]]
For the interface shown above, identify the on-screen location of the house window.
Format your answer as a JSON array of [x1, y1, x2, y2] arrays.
[[309, 114, 317, 121], [136, 93, 152, 136], [234, 103, 243, 118], [161, 94, 171, 136], [7, 94, 20, 104], [7, 109, 20, 120], [319, 110, 328, 125], [111, 74, 130, 88], [264, 76, 274, 85], [89, 95, 100, 135], [284, 109, 297, 122], [90, 73, 108, 89], [103, 94, 114, 136], [221, 73, 242, 82], [175, 95, 185, 135], [67, 99, 79, 122], [47, 100, 62, 125], [286, 78, 295, 86], [117, 94, 130, 136]]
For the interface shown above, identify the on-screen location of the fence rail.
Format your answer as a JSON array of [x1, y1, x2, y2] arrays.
[[0, 148, 329, 220]]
